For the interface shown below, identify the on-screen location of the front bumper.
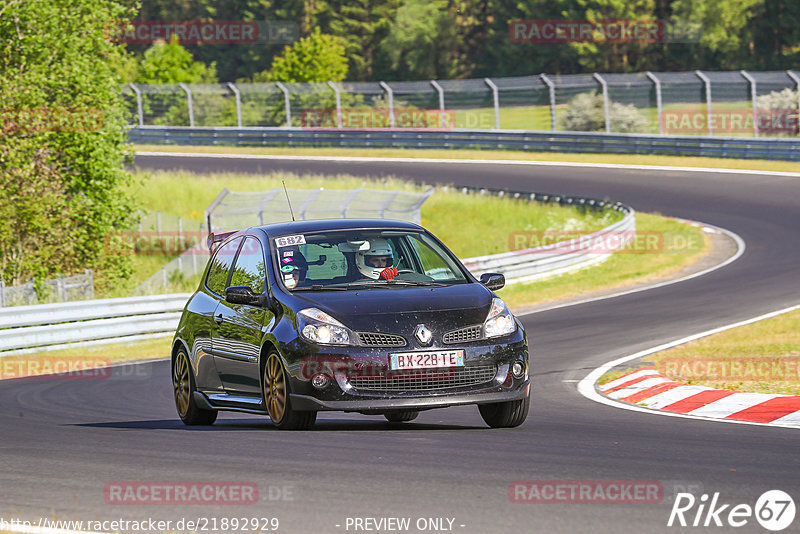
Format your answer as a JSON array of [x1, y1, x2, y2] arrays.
[[289, 380, 530, 412]]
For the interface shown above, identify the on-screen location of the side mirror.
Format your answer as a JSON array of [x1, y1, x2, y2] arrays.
[[479, 273, 505, 291], [225, 286, 269, 307]]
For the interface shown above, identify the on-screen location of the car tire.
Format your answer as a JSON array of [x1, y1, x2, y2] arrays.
[[172, 347, 217, 426], [478, 394, 530, 428], [263, 352, 316, 430], [384, 411, 419, 423]]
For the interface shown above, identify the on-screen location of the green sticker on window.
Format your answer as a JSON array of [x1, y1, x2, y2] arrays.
[[281, 265, 295, 273]]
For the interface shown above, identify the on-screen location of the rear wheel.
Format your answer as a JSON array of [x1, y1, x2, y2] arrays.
[[172, 348, 217, 425], [478, 395, 529, 428], [263, 352, 316, 430], [384, 411, 419, 423]]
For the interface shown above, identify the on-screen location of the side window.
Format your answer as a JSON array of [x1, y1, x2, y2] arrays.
[[205, 237, 243, 295], [230, 237, 266, 293]]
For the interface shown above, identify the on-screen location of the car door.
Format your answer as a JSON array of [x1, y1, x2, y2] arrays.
[[212, 236, 271, 395], [194, 235, 243, 391]]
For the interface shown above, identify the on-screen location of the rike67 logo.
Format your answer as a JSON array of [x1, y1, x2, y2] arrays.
[[668, 490, 795, 531]]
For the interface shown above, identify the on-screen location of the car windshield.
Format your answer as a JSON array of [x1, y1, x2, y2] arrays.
[[271, 229, 470, 291]]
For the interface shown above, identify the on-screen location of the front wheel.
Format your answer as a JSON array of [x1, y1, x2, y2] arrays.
[[173, 348, 217, 425], [263, 352, 316, 430], [478, 395, 529, 428], [384, 411, 419, 423]]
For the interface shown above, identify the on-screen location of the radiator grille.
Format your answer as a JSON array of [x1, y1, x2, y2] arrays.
[[348, 364, 497, 392], [443, 324, 483, 344], [357, 332, 407, 347]]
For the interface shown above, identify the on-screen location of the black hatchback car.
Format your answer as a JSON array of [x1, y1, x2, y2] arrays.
[[171, 219, 530, 430]]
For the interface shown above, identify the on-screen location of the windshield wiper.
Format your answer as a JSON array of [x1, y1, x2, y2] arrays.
[[343, 280, 448, 288], [292, 284, 349, 291]]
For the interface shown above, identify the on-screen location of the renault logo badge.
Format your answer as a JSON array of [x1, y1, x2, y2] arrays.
[[414, 324, 433, 345]]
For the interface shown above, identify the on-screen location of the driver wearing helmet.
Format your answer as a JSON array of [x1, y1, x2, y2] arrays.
[[356, 238, 398, 280]]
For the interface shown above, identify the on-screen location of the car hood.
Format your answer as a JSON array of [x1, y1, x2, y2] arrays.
[[290, 283, 493, 332]]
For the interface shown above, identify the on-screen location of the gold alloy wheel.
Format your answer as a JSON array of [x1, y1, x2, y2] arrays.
[[173, 351, 191, 417], [264, 353, 287, 423]]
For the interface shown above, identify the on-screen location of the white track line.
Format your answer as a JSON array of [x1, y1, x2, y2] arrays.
[[136, 151, 800, 179], [516, 220, 745, 316], [577, 304, 800, 429]]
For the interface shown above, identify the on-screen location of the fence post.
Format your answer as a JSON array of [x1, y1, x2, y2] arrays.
[[379, 81, 395, 128], [740, 70, 758, 137], [540, 74, 556, 131], [178, 83, 195, 127], [156, 211, 162, 238], [593, 73, 611, 133], [85, 269, 93, 300], [695, 70, 713, 136], [226, 82, 242, 127], [430, 80, 446, 128], [327, 81, 343, 128], [129, 83, 144, 126], [205, 187, 231, 234], [484, 78, 501, 130], [275, 82, 292, 127], [0, 280, 4, 307], [645, 71, 663, 134], [786, 70, 800, 135]]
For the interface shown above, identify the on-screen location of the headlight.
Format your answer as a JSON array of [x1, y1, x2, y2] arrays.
[[298, 308, 355, 346], [483, 298, 516, 338]]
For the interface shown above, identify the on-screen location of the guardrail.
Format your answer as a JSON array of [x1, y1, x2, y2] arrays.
[[1, 191, 632, 353], [129, 126, 800, 161], [0, 294, 191, 353]]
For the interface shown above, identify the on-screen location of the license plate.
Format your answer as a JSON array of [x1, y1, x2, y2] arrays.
[[389, 350, 465, 371]]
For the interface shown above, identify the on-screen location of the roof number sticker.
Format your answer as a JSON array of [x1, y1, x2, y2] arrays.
[[275, 234, 306, 248]]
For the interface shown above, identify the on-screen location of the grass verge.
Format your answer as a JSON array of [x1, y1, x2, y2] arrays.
[[599, 308, 800, 396], [132, 144, 800, 174]]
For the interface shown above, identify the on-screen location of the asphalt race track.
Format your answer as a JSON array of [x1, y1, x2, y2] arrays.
[[2, 154, 799, 533]]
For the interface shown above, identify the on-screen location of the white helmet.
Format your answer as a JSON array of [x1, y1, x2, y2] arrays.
[[356, 238, 394, 279]]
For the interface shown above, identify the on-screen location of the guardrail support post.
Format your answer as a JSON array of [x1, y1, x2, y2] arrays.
[[430, 80, 446, 128], [327, 81, 343, 128], [0, 280, 4, 308], [484, 78, 501, 130], [178, 83, 195, 127], [787, 70, 800, 135], [645, 71, 663, 134], [540, 74, 556, 131], [695, 70, 713, 136], [226, 82, 242, 127], [275, 82, 292, 127], [379, 81, 395, 128], [128, 83, 144, 126], [740, 70, 758, 137], [593, 73, 611, 133]]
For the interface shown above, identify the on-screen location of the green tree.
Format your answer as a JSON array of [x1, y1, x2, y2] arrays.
[[136, 35, 218, 84], [0, 0, 139, 292], [262, 27, 347, 82], [379, 0, 461, 80]]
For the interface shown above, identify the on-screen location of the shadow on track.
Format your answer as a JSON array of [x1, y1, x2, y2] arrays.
[[74, 418, 484, 431]]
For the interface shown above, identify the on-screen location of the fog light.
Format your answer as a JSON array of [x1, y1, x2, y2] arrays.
[[311, 374, 329, 389], [511, 361, 525, 379]]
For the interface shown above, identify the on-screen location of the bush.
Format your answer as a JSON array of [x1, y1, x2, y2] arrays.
[[756, 88, 798, 110], [0, 0, 137, 291], [559, 92, 650, 133]]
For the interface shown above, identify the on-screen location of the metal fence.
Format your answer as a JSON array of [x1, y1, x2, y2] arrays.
[[0, 271, 94, 307], [124, 70, 800, 137], [135, 187, 433, 294]]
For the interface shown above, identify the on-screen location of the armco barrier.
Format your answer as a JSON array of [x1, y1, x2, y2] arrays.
[[129, 126, 800, 161], [1, 192, 632, 352]]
